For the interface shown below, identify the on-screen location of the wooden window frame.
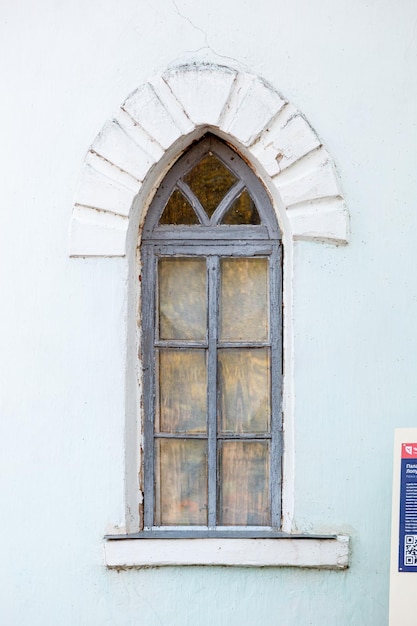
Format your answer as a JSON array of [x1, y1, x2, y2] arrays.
[[141, 135, 283, 537]]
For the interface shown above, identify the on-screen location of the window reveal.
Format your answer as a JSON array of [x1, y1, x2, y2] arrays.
[[142, 135, 282, 533]]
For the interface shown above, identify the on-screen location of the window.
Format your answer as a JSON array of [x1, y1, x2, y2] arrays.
[[140, 134, 282, 536], [70, 66, 350, 566]]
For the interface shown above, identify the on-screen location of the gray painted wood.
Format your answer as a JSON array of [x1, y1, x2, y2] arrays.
[[210, 180, 245, 224], [207, 256, 218, 528], [105, 531, 337, 540], [176, 179, 209, 226], [143, 135, 281, 240], [141, 134, 283, 535]]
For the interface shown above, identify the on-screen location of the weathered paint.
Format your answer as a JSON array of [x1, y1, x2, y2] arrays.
[[1, 1, 417, 624], [69, 65, 348, 257], [104, 535, 350, 568]]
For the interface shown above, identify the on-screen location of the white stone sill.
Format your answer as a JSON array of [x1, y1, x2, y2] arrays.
[[104, 535, 349, 569]]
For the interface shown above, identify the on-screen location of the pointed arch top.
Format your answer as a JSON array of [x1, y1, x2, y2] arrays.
[[143, 133, 281, 240], [69, 64, 349, 257]]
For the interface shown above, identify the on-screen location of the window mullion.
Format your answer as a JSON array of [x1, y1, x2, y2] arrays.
[[176, 180, 210, 226], [207, 255, 219, 528], [210, 180, 245, 225], [142, 245, 157, 529], [270, 244, 283, 528]]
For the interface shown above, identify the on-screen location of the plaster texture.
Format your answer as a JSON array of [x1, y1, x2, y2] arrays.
[[1, 1, 417, 624], [69, 65, 348, 257]]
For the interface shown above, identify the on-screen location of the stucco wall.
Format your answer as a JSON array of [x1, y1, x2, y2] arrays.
[[1, 1, 417, 624]]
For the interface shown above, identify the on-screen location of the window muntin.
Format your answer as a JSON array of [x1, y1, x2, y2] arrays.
[[183, 152, 238, 218], [142, 135, 282, 534]]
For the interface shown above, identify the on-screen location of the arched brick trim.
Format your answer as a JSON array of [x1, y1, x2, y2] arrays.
[[69, 64, 349, 256]]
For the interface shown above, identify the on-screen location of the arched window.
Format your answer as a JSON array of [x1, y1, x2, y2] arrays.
[[141, 134, 282, 535], [72, 66, 349, 565]]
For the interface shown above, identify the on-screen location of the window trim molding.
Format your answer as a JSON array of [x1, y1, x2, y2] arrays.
[[69, 63, 349, 259], [103, 535, 350, 569]]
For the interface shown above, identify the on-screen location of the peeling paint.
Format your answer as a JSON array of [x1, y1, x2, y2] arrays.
[[70, 65, 348, 258]]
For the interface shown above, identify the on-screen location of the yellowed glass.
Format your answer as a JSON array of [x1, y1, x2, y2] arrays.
[[218, 440, 270, 525], [157, 350, 207, 434], [183, 153, 237, 218], [159, 189, 199, 225], [218, 348, 270, 434], [154, 439, 207, 525], [159, 258, 206, 340], [221, 190, 260, 225], [220, 257, 268, 342]]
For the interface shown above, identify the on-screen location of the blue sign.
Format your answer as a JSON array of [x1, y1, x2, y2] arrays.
[[399, 443, 417, 572]]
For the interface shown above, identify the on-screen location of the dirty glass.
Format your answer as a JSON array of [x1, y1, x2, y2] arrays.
[[159, 258, 206, 340], [219, 257, 269, 342], [154, 439, 207, 525], [218, 348, 270, 434], [221, 190, 261, 225], [159, 189, 199, 225], [218, 440, 270, 525], [144, 136, 281, 531], [183, 153, 237, 218], [157, 349, 207, 434]]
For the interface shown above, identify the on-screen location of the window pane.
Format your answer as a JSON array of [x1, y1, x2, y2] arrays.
[[154, 439, 207, 525], [218, 441, 270, 526], [183, 153, 237, 218], [218, 348, 270, 434], [221, 190, 261, 225], [159, 189, 199, 225], [220, 258, 269, 342], [157, 349, 207, 434], [159, 258, 206, 340]]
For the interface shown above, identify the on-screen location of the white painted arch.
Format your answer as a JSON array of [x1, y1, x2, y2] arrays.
[[69, 64, 349, 256]]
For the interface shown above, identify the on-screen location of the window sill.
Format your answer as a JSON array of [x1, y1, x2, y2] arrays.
[[104, 534, 349, 569]]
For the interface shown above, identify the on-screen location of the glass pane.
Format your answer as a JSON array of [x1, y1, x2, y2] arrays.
[[159, 189, 199, 225], [183, 153, 237, 218], [218, 349, 270, 434], [218, 441, 270, 525], [159, 258, 206, 340], [154, 439, 207, 525], [157, 350, 207, 434], [220, 257, 269, 342], [221, 190, 261, 225]]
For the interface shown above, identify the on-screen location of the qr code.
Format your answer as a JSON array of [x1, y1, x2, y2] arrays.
[[404, 535, 417, 565]]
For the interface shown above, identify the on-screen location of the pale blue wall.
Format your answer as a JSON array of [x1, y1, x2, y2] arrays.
[[1, 1, 417, 624]]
